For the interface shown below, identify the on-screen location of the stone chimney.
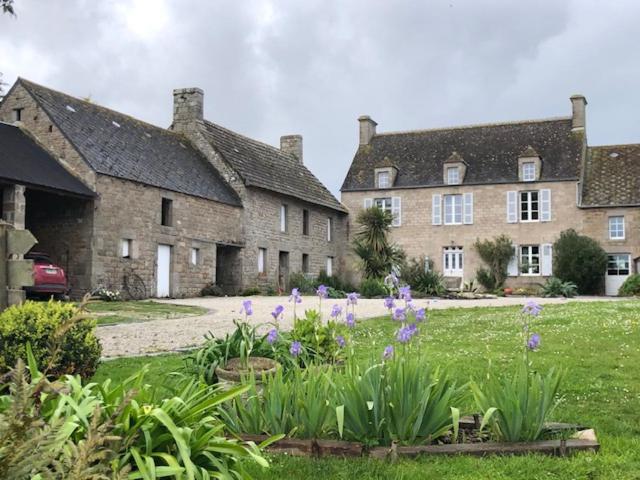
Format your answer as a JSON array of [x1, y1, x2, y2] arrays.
[[280, 135, 303, 164], [173, 87, 204, 130], [358, 115, 377, 145], [570, 94, 587, 130]]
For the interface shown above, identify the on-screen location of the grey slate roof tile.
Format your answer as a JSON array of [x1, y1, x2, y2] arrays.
[[582, 144, 640, 207], [201, 120, 346, 213], [341, 118, 584, 191], [19, 79, 241, 206]]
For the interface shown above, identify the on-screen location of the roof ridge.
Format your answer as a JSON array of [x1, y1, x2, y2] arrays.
[[19, 77, 176, 137], [375, 116, 572, 137], [589, 143, 640, 149]]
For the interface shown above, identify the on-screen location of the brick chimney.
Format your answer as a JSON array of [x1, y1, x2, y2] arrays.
[[358, 115, 377, 145], [570, 94, 587, 131], [173, 87, 203, 130], [280, 135, 303, 164]]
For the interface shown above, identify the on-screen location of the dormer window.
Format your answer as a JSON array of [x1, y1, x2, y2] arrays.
[[377, 171, 390, 188], [374, 166, 396, 189], [447, 166, 460, 185], [522, 162, 536, 182]]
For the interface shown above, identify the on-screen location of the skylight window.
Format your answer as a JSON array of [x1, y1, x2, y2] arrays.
[[112, 121, 121, 128], [65, 105, 76, 112]]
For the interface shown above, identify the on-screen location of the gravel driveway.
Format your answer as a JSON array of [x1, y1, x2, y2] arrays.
[[96, 295, 621, 358]]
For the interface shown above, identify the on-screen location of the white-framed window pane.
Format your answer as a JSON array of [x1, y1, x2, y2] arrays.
[[191, 247, 199, 265], [258, 248, 266, 273], [522, 162, 536, 181], [121, 239, 131, 258], [608, 216, 625, 239], [377, 171, 390, 188], [520, 245, 540, 275], [447, 167, 460, 185], [520, 191, 539, 221], [374, 197, 392, 215], [444, 194, 462, 225], [607, 254, 630, 275], [280, 205, 288, 232], [327, 217, 332, 242], [326, 257, 333, 276]]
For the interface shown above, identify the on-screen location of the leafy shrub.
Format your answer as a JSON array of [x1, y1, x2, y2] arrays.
[[474, 235, 514, 290], [200, 282, 225, 296], [288, 272, 316, 294], [553, 229, 607, 294], [359, 278, 387, 298], [290, 309, 347, 366], [0, 300, 101, 379], [619, 274, 640, 296], [399, 257, 446, 296], [542, 277, 578, 298], [241, 286, 262, 296]]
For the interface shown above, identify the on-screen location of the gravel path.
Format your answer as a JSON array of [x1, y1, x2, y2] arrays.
[[96, 295, 622, 358]]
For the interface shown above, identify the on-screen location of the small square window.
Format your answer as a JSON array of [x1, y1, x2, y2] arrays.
[[280, 204, 288, 233], [377, 171, 390, 189], [608, 216, 625, 240], [121, 239, 132, 258], [190, 247, 199, 266], [522, 162, 536, 182], [302, 209, 309, 236], [302, 253, 310, 273], [447, 167, 460, 185], [258, 248, 266, 274], [161, 198, 173, 226]]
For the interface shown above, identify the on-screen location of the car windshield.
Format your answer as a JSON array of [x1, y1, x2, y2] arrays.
[[27, 254, 53, 264]]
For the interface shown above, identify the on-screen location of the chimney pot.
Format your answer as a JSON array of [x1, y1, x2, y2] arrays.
[[358, 115, 377, 145], [570, 94, 587, 130], [280, 134, 303, 164], [173, 87, 204, 129]]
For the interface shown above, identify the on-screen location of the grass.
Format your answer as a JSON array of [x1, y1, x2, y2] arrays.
[[92, 300, 640, 479], [85, 300, 207, 325]]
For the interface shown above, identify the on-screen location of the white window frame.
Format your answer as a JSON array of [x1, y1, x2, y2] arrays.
[[326, 256, 333, 276], [121, 239, 132, 258], [190, 247, 199, 266], [280, 204, 288, 233], [520, 245, 541, 276], [520, 191, 539, 222], [258, 248, 266, 274], [522, 162, 536, 182], [374, 197, 392, 215], [327, 217, 333, 242], [377, 171, 390, 189], [607, 254, 630, 275], [447, 166, 460, 185], [444, 194, 463, 225], [608, 216, 625, 240]]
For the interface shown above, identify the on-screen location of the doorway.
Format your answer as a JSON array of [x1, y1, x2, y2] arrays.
[[156, 244, 171, 297], [443, 246, 463, 277], [215, 244, 242, 294], [605, 253, 630, 296], [278, 251, 290, 292]]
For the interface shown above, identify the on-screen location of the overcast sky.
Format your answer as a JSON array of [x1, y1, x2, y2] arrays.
[[2, 0, 639, 196]]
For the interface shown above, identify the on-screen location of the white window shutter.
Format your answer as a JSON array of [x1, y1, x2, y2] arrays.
[[507, 245, 519, 276], [463, 192, 473, 224], [391, 196, 401, 227], [507, 191, 517, 223], [541, 243, 553, 276], [540, 189, 551, 222], [364, 198, 373, 209], [432, 194, 442, 225]]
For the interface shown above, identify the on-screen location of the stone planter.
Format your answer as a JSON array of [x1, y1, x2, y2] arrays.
[[215, 357, 280, 386]]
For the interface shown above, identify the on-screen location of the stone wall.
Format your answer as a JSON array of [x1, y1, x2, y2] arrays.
[[92, 175, 244, 298], [341, 181, 583, 287], [581, 207, 640, 262]]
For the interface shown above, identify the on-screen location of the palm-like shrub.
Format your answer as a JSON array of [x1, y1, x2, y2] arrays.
[[542, 277, 578, 298], [553, 229, 607, 294]]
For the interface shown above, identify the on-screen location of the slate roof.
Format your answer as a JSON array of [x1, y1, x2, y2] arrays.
[[18, 78, 241, 206], [201, 121, 346, 213], [341, 118, 584, 191], [582, 144, 640, 207], [0, 122, 94, 197]]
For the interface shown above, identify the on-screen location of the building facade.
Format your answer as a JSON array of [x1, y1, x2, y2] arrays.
[[341, 96, 640, 295]]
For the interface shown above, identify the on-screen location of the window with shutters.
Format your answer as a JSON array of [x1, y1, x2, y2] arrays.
[[190, 247, 199, 266], [444, 194, 463, 225], [608, 216, 625, 240], [258, 248, 266, 274], [280, 204, 288, 233], [520, 245, 540, 275], [374, 197, 392, 215], [520, 191, 539, 222], [121, 239, 132, 259], [326, 256, 333, 276]]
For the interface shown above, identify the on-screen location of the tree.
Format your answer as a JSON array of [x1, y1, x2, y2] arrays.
[[352, 206, 405, 279], [0, 0, 15, 100], [553, 229, 607, 294], [474, 235, 514, 291]]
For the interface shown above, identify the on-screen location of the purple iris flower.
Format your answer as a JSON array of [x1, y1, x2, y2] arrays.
[[384, 296, 396, 310], [527, 333, 541, 350], [240, 299, 253, 316], [383, 345, 394, 360], [346, 312, 355, 328], [267, 328, 278, 344], [336, 335, 346, 348], [392, 307, 406, 322], [330, 304, 343, 318], [415, 308, 426, 322], [346, 292, 360, 306], [399, 286, 412, 301], [317, 284, 328, 298], [397, 323, 418, 343], [290, 341, 302, 357], [522, 301, 543, 316], [289, 288, 302, 304], [271, 304, 284, 320]]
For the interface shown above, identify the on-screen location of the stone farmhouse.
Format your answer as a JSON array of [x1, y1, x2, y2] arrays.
[[0, 78, 346, 297], [341, 96, 640, 295]]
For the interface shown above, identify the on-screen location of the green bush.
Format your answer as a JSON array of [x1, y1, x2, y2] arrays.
[[474, 235, 514, 290], [289, 272, 316, 294], [553, 229, 607, 294], [542, 277, 578, 298], [476, 267, 497, 292], [400, 257, 446, 296], [241, 286, 262, 296], [359, 278, 387, 298], [200, 282, 225, 296], [0, 300, 101, 379], [619, 274, 640, 296]]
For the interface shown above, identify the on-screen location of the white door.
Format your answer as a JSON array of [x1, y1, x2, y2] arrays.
[[605, 254, 630, 296], [157, 244, 171, 297], [443, 247, 464, 277]]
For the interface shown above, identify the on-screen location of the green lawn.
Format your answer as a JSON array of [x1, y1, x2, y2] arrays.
[[85, 300, 207, 325], [92, 300, 640, 479]]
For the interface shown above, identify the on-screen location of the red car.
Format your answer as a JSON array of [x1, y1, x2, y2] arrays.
[[25, 252, 69, 298]]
